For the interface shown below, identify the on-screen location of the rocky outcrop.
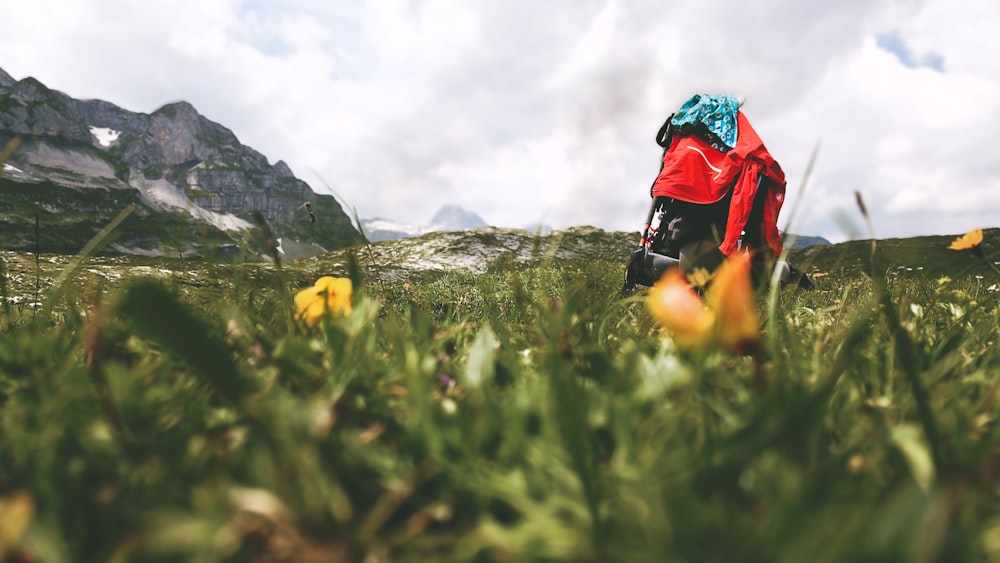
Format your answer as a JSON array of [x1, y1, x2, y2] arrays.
[[0, 77, 93, 140], [0, 67, 15, 88], [0, 67, 361, 258]]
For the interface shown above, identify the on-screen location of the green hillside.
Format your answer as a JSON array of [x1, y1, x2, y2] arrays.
[[791, 229, 1000, 280]]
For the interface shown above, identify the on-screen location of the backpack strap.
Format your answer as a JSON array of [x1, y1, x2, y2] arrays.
[[655, 113, 675, 148]]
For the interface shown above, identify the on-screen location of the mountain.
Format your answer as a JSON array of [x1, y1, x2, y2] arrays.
[[0, 68, 361, 259], [360, 204, 489, 242], [0, 67, 15, 88], [783, 233, 831, 250], [360, 217, 426, 243], [427, 204, 488, 231]]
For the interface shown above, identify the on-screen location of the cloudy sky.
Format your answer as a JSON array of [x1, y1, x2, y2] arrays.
[[1, 0, 998, 241]]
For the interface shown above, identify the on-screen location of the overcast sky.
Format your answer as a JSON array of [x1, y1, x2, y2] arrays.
[[2, 0, 998, 241]]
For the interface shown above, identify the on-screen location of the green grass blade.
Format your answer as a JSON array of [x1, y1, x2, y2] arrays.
[[37, 204, 134, 322], [115, 279, 255, 403]]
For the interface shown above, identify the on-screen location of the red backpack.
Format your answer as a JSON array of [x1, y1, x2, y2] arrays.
[[623, 96, 797, 291]]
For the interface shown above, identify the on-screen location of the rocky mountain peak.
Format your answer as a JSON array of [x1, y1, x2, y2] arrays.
[[0, 75, 90, 141], [0, 69, 362, 258], [274, 160, 294, 177], [3, 75, 57, 107], [0, 67, 15, 88], [7, 75, 48, 97], [155, 100, 198, 116], [429, 204, 488, 230], [123, 104, 231, 167]]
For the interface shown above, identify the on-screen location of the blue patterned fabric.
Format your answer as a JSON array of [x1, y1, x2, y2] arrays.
[[670, 94, 742, 149]]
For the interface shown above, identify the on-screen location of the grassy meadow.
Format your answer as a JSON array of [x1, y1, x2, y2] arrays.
[[1, 216, 1000, 562]]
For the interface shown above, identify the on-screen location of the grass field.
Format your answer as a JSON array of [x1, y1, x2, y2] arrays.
[[1, 222, 999, 562]]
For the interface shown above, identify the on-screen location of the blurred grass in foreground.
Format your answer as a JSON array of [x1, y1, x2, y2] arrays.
[[2, 230, 1000, 562]]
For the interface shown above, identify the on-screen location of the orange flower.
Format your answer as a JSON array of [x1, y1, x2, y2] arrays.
[[705, 252, 760, 352], [948, 229, 983, 251], [646, 252, 760, 353], [646, 268, 715, 349], [294, 277, 353, 327]]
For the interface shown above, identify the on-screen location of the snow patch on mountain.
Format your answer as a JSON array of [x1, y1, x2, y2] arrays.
[[89, 126, 121, 147], [131, 175, 252, 232]]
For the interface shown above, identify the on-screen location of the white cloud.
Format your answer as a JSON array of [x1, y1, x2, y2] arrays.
[[1, 0, 998, 242]]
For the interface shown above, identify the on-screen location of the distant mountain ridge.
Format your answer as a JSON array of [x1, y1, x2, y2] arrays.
[[783, 233, 831, 250], [361, 205, 558, 242], [428, 204, 488, 230], [0, 67, 361, 258], [361, 204, 489, 242]]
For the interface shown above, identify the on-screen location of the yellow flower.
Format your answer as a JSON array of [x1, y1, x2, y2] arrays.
[[294, 277, 353, 327], [0, 491, 34, 553], [948, 229, 983, 251], [647, 268, 715, 349], [646, 252, 760, 353], [687, 267, 713, 289], [705, 252, 761, 352]]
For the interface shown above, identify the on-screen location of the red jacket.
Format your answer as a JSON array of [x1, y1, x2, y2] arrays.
[[650, 111, 786, 257]]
